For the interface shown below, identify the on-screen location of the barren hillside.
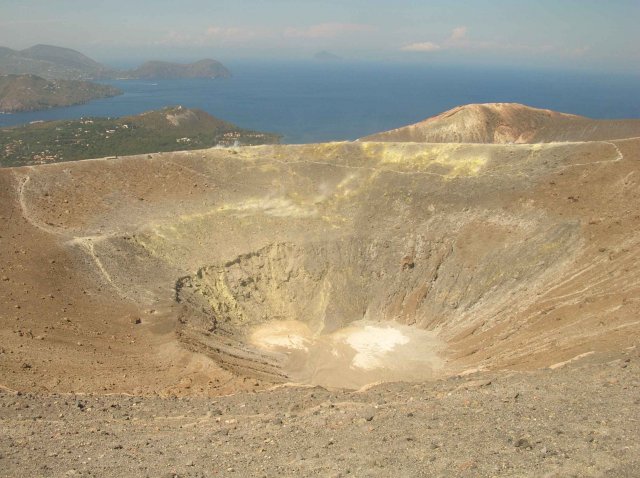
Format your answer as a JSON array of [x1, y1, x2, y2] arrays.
[[361, 103, 640, 143]]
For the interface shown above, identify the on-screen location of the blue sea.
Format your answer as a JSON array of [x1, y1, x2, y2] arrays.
[[2, 61, 639, 143]]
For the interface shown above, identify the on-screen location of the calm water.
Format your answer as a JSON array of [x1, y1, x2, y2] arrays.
[[2, 61, 639, 143]]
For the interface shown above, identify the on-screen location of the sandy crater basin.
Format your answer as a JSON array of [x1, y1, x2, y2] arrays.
[[250, 319, 444, 389]]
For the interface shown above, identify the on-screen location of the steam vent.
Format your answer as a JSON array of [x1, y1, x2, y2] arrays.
[[2, 104, 640, 395]]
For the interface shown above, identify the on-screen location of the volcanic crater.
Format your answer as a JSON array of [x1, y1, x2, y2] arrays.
[[0, 104, 638, 399], [3, 104, 639, 397], [3, 103, 640, 476]]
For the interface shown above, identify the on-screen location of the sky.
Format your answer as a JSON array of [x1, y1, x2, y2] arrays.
[[1, 0, 639, 72]]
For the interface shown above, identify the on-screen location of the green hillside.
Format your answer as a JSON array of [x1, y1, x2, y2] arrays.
[[0, 106, 280, 167]]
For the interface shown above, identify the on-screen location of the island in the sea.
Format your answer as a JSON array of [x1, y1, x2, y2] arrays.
[[0, 44, 231, 80], [124, 59, 231, 80], [0, 105, 280, 167], [0, 74, 122, 113], [314, 50, 343, 61], [0, 44, 113, 80]]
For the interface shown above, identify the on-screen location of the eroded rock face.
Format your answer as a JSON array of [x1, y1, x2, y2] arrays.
[[175, 209, 579, 384]]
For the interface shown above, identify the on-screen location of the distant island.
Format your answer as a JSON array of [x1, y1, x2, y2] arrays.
[[0, 44, 114, 80], [0, 74, 122, 113], [0, 105, 280, 167], [314, 51, 343, 61], [125, 59, 231, 80], [0, 44, 231, 80]]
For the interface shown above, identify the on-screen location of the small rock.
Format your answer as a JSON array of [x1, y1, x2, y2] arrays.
[[515, 438, 532, 449], [457, 379, 492, 390], [361, 409, 375, 422]]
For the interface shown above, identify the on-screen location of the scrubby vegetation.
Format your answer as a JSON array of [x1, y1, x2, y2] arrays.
[[0, 106, 280, 167]]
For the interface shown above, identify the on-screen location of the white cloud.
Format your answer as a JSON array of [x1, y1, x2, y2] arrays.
[[157, 22, 374, 47], [400, 26, 465, 53], [155, 26, 265, 46], [450, 26, 467, 42], [156, 31, 196, 46], [401, 26, 557, 55], [400, 41, 441, 52], [205, 26, 258, 43], [568, 46, 590, 57], [284, 23, 374, 39]]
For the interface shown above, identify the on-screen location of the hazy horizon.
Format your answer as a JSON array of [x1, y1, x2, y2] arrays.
[[1, 0, 639, 73]]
